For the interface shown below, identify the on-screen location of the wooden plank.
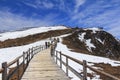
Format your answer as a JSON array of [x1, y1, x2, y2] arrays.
[[2, 62, 7, 80], [55, 50, 120, 80], [56, 56, 83, 79], [21, 48, 70, 80], [7, 55, 23, 67], [66, 57, 68, 76], [83, 60, 87, 80]]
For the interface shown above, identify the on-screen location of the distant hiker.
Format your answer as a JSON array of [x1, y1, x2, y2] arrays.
[[53, 38, 56, 42], [51, 45, 54, 56], [57, 38, 60, 42], [48, 42, 51, 47], [45, 42, 48, 49]]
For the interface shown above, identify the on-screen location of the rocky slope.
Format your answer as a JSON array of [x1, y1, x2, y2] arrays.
[[0, 26, 120, 60], [63, 27, 120, 60]]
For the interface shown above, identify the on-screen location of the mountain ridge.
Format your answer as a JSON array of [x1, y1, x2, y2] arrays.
[[62, 27, 120, 60], [0, 26, 120, 60]]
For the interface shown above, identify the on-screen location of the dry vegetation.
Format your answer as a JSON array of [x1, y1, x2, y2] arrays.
[[0, 29, 73, 48], [62, 30, 120, 80], [93, 63, 120, 80]]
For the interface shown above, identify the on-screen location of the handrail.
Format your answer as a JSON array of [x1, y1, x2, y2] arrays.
[[0, 44, 47, 80], [7, 55, 23, 67], [55, 51, 120, 80], [87, 65, 120, 80], [51, 41, 120, 80]]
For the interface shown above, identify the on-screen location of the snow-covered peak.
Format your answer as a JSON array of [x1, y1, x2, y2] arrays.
[[0, 26, 67, 41], [84, 27, 102, 33]]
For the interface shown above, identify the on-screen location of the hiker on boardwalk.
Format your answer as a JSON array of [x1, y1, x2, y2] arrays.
[[51, 45, 54, 56], [45, 42, 48, 49], [57, 38, 60, 42], [48, 42, 51, 47]]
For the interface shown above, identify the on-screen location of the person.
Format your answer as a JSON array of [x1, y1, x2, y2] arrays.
[[57, 38, 60, 42], [51, 45, 54, 56], [48, 42, 50, 47], [45, 42, 48, 49]]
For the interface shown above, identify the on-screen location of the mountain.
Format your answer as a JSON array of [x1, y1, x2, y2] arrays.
[[0, 26, 120, 60], [62, 27, 120, 60], [0, 26, 120, 80], [0, 26, 73, 48]]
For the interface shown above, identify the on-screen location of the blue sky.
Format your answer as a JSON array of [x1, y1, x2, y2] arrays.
[[0, 0, 120, 38]]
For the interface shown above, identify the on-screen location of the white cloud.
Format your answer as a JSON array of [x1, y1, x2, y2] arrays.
[[70, 0, 120, 39], [23, 2, 38, 9], [22, 0, 54, 9], [0, 10, 56, 31], [74, 0, 86, 13], [42, 2, 54, 9]]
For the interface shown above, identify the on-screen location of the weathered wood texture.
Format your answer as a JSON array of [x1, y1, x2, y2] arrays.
[[21, 48, 70, 80]]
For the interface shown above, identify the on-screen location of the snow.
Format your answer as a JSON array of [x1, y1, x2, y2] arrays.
[[84, 27, 101, 33], [78, 33, 86, 41], [55, 41, 120, 80], [0, 27, 119, 80], [85, 39, 96, 52], [96, 38, 104, 44], [0, 33, 71, 80], [78, 33, 96, 52], [0, 39, 51, 68], [0, 26, 67, 41], [0, 38, 52, 80]]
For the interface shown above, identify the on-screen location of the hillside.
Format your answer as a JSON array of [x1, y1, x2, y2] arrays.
[[63, 27, 120, 60], [0, 26, 120, 60], [0, 26, 73, 48], [0, 26, 120, 80]]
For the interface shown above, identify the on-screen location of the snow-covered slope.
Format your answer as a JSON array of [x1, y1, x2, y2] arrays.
[[0, 39, 51, 68], [0, 31, 119, 80], [63, 27, 120, 60], [0, 26, 67, 41], [55, 37, 120, 80]]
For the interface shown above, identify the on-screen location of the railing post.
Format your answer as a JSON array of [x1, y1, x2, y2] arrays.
[[17, 59, 19, 80], [60, 52, 62, 68], [27, 52, 29, 65], [39, 46, 41, 52], [51, 45, 54, 56], [66, 57, 68, 76], [56, 51, 58, 64], [33, 47, 35, 56], [2, 62, 7, 80], [23, 52, 25, 71], [28, 48, 31, 60], [83, 60, 87, 80], [31, 47, 33, 58]]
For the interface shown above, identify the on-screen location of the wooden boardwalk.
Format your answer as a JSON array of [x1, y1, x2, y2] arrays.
[[21, 48, 70, 80]]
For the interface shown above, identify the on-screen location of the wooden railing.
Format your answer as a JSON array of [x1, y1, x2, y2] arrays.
[[0, 45, 46, 80], [51, 42, 120, 80]]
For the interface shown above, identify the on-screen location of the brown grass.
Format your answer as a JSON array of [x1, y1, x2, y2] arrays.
[[0, 29, 73, 48], [62, 32, 120, 80], [93, 63, 120, 80]]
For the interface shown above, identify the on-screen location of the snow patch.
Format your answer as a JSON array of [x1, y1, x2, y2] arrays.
[[55, 42, 120, 80], [78, 33, 86, 41], [85, 39, 96, 52], [0, 26, 67, 41], [96, 38, 104, 44], [84, 27, 101, 33], [0, 39, 51, 68], [78, 34, 96, 52]]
